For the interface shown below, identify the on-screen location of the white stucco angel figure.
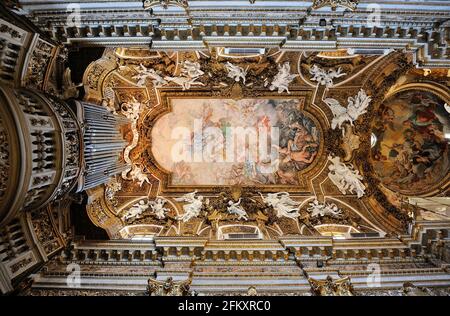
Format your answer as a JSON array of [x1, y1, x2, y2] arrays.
[[259, 192, 301, 218], [225, 62, 248, 84], [327, 155, 366, 198], [323, 89, 372, 130], [129, 165, 151, 187], [175, 191, 205, 222], [149, 197, 170, 220], [307, 199, 343, 218], [122, 200, 150, 221], [227, 199, 248, 220], [164, 76, 205, 90], [269, 62, 298, 94], [133, 63, 167, 87], [181, 60, 204, 78], [309, 64, 346, 88]]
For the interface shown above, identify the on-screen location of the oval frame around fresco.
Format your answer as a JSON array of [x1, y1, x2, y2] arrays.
[[370, 83, 450, 196]]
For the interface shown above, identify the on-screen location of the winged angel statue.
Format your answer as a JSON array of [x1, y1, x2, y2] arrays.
[[227, 199, 248, 220], [260, 192, 302, 218], [307, 199, 343, 218], [323, 89, 372, 131], [149, 197, 170, 220], [309, 64, 346, 88], [133, 63, 167, 87], [225, 62, 248, 84], [328, 155, 366, 198], [269, 62, 298, 94], [175, 191, 205, 222]]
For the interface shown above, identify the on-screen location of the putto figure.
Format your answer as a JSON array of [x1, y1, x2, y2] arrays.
[[132, 63, 167, 87], [129, 165, 151, 187], [226, 198, 248, 220], [307, 198, 343, 218], [164, 76, 205, 90], [122, 200, 150, 221], [260, 192, 301, 218], [225, 62, 248, 84], [327, 155, 366, 198], [149, 197, 170, 219], [323, 89, 372, 130], [181, 60, 204, 78], [269, 62, 298, 94], [175, 191, 205, 222], [309, 64, 346, 88]]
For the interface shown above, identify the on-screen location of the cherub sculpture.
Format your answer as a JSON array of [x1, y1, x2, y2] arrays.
[[129, 165, 151, 187], [307, 199, 343, 218], [269, 62, 298, 94], [149, 197, 170, 219], [122, 200, 150, 221], [175, 191, 205, 222], [327, 155, 366, 198], [309, 64, 346, 88], [225, 62, 248, 84], [181, 60, 204, 78], [323, 89, 372, 130], [227, 199, 248, 220], [133, 63, 167, 87], [260, 192, 301, 218]]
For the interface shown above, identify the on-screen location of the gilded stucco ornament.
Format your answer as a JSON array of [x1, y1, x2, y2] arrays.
[[146, 276, 192, 296], [0, 120, 9, 201], [143, 0, 189, 10], [309, 276, 355, 296], [81, 48, 426, 237], [312, 0, 359, 11]]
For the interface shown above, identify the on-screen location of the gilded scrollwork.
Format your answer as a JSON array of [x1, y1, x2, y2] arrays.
[[146, 276, 192, 296], [309, 276, 355, 296], [312, 0, 359, 11]]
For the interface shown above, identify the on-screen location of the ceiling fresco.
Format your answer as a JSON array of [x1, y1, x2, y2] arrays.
[[371, 89, 450, 195], [151, 97, 322, 186], [80, 48, 450, 240]]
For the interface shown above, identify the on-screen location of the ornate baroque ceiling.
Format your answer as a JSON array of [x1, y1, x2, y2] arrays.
[[81, 47, 450, 240]]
